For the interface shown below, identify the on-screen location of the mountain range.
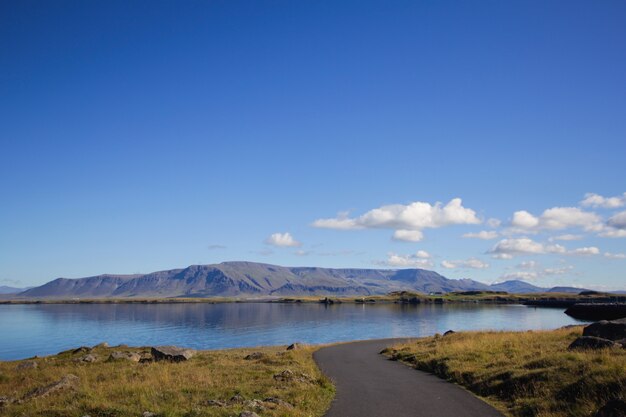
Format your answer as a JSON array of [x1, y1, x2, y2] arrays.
[[6, 261, 594, 299]]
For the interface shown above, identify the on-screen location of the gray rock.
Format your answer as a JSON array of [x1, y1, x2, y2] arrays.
[[151, 346, 195, 362], [107, 351, 141, 362], [583, 319, 626, 341], [243, 399, 266, 410], [204, 399, 226, 407], [80, 354, 98, 363], [263, 397, 293, 409], [594, 399, 626, 417], [16, 360, 38, 370], [142, 412, 156, 417], [23, 374, 79, 400], [229, 394, 245, 404], [0, 396, 14, 407], [72, 346, 92, 354], [273, 369, 313, 383], [93, 342, 109, 348], [238, 412, 260, 417], [568, 336, 618, 350], [286, 343, 302, 350], [244, 352, 265, 360]]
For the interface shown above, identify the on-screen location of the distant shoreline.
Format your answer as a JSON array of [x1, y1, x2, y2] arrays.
[[2, 291, 625, 307]]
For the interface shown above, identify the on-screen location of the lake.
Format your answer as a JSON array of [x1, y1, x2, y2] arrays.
[[0, 303, 585, 360]]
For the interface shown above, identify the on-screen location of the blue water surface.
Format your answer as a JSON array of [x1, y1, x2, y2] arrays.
[[0, 303, 585, 360]]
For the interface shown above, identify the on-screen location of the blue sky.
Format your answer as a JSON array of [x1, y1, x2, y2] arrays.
[[1, 0, 625, 289]]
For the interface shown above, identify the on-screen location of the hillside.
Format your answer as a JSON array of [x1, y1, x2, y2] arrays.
[[15, 262, 494, 299], [13, 262, 596, 299]]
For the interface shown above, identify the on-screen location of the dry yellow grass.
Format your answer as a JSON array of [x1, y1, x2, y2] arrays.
[[384, 327, 626, 417], [0, 345, 334, 417]]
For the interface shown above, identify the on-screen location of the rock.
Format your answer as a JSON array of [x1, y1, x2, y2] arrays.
[[243, 399, 266, 410], [0, 396, 14, 407], [583, 319, 626, 341], [93, 342, 109, 348], [151, 346, 195, 362], [23, 374, 79, 400], [568, 336, 618, 350], [72, 346, 92, 354], [229, 394, 245, 404], [142, 412, 156, 417], [80, 354, 98, 363], [238, 412, 260, 417], [286, 343, 302, 350], [263, 397, 293, 409], [107, 351, 141, 362], [443, 330, 456, 336], [16, 360, 38, 370], [595, 399, 626, 417], [204, 399, 226, 407], [244, 352, 265, 360], [273, 369, 313, 383]]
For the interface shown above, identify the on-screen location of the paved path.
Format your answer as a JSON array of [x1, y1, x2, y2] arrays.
[[313, 338, 504, 417]]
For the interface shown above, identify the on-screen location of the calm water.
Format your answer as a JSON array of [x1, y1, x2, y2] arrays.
[[0, 303, 585, 360]]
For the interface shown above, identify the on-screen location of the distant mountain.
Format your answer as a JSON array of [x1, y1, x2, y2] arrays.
[[15, 262, 493, 299], [0, 285, 32, 294], [12, 262, 606, 299], [547, 286, 591, 294], [489, 280, 544, 293]]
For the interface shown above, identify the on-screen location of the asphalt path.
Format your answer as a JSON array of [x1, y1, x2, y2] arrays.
[[313, 338, 504, 417]]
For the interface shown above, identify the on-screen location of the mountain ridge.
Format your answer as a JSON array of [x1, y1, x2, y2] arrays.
[[12, 261, 590, 299]]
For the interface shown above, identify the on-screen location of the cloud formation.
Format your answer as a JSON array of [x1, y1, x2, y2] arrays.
[[488, 238, 600, 259], [379, 251, 433, 268], [265, 232, 301, 247], [581, 192, 626, 209], [499, 262, 574, 281], [313, 198, 480, 242], [462, 230, 499, 240], [441, 258, 489, 269], [510, 207, 602, 232]]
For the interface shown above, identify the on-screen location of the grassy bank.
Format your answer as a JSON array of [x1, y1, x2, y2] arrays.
[[0, 344, 334, 417], [383, 327, 625, 417]]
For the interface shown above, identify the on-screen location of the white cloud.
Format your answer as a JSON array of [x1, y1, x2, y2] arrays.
[[509, 207, 602, 232], [500, 263, 574, 282], [488, 238, 565, 258], [313, 198, 481, 241], [604, 252, 626, 259], [265, 232, 301, 247], [549, 234, 583, 241], [499, 271, 539, 281], [517, 260, 538, 269], [487, 218, 502, 228], [569, 247, 600, 256], [392, 230, 424, 242], [441, 258, 489, 269], [462, 230, 499, 240], [607, 211, 626, 229], [511, 211, 540, 228], [380, 252, 434, 268], [488, 238, 598, 258], [581, 192, 626, 209], [598, 228, 626, 238]]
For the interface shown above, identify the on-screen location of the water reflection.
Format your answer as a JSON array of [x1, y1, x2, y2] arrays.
[[0, 303, 584, 360]]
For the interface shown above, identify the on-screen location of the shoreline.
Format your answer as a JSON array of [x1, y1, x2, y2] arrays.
[[1, 290, 625, 306]]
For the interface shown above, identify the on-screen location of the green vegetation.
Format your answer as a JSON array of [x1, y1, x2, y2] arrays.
[[1, 290, 623, 305], [0, 345, 334, 417], [383, 327, 626, 417]]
